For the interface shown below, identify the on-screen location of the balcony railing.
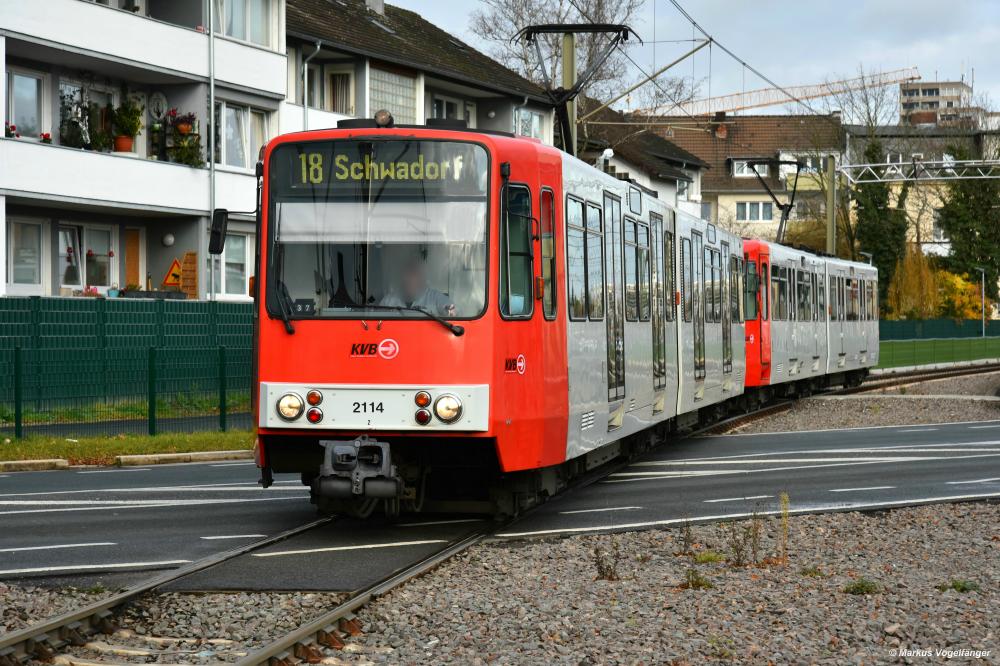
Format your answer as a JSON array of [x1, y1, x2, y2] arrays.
[[4, 0, 285, 97]]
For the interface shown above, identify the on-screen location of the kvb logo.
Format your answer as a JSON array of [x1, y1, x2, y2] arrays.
[[504, 354, 526, 375], [349, 339, 399, 359], [377, 338, 400, 360]]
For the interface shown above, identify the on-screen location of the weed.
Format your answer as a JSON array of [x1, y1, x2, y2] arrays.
[[77, 583, 108, 595], [694, 550, 726, 564], [707, 635, 735, 659], [842, 578, 881, 595], [779, 492, 790, 564], [937, 579, 980, 593], [636, 553, 652, 564], [721, 521, 749, 566], [748, 508, 764, 564], [681, 568, 714, 590], [679, 518, 694, 556], [593, 537, 621, 581], [799, 565, 825, 577], [0, 431, 254, 465]]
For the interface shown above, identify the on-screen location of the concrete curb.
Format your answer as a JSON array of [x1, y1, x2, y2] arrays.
[[872, 358, 1000, 376], [115, 449, 254, 466], [0, 458, 70, 472]]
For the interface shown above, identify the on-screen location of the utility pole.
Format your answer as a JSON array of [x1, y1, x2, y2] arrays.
[[562, 32, 576, 154], [826, 154, 836, 255], [975, 266, 986, 337]]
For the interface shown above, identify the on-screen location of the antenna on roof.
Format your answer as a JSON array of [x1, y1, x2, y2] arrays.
[[515, 24, 640, 156]]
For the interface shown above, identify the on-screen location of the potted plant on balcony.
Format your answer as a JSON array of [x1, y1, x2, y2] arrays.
[[168, 108, 197, 135], [112, 97, 144, 153], [5, 122, 19, 138]]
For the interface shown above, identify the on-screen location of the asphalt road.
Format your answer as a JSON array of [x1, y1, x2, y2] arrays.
[[2, 418, 999, 591], [498, 418, 1000, 538]]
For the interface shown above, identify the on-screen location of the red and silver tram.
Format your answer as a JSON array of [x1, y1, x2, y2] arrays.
[[208, 114, 878, 517]]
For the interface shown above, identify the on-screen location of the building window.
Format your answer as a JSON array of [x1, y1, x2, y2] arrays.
[[327, 66, 355, 115], [306, 63, 322, 108], [6, 68, 47, 138], [216, 0, 271, 47], [932, 209, 948, 242], [700, 202, 712, 222], [212, 233, 253, 297], [215, 101, 268, 169], [736, 202, 773, 222], [515, 108, 544, 139], [58, 224, 116, 292], [7, 221, 43, 289], [370, 68, 417, 125], [431, 94, 476, 128], [798, 155, 827, 173], [677, 179, 689, 200], [733, 160, 767, 178]]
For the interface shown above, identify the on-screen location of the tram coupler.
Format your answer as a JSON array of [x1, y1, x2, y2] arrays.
[[313, 436, 401, 499]]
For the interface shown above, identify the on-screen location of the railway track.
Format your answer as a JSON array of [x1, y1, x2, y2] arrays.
[[4, 360, 998, 665]]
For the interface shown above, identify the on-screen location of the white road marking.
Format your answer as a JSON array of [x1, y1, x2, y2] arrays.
[[632, 457, 932, 466], [897, 428, 939, 433], [969, 424, 1000, 429], [717, 419, 1000, 437], [200, 534, 266, 540], [0, 560, 191, 576], [703, 495, 773, 503], [0, 542, 116, 553], [209, 462, 256, 467], [829, 486, 896, 493], [946, 477, 1000, 485], [559, 506, 643, 515], [0, 483, 303, 498], [643, 440, 1000, 464], [77, 469, 151, 474], [609, 470, 731, 478], [495, 492, 1000, 538], [398, 519, 485, 527], [0, 495, 306, 516], [253, 540, 448, 558]]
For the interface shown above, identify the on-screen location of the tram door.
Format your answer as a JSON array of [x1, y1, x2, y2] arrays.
[[604, 193, 625, 406], [759, 256, 771, 372]]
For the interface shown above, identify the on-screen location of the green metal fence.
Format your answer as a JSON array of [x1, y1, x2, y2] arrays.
[[0, 297, 253, 439], [880, 318, 998, 340], [878, 337, 1000, 369]]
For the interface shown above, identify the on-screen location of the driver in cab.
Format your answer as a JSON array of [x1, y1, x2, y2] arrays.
[[380, 258, 456, 317]]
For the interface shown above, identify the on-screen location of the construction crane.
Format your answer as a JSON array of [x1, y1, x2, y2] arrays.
[[637, 67, 920, 116]]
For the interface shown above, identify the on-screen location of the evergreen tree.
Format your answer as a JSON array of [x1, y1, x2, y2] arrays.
[[854, 137, 910, 313], [937, 145, 1000, 300]]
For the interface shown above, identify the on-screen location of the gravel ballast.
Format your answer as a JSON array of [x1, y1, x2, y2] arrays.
[[0, 584, 114, 635], [343, 502, 998, 664]]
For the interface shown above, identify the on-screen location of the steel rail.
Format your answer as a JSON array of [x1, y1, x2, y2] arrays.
[[0, 517, 331, 665]]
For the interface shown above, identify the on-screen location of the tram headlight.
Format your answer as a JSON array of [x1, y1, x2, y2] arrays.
[[276, 392, 305, 421], [433, 394, 463, 423]]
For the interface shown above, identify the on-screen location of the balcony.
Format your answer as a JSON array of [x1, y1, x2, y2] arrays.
[[0, 138, 208, 214], [278, 102, 352, 134], [3, 0, 285, 97]]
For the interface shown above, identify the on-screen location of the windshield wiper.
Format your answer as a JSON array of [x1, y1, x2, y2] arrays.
[[275, 279, 296, 335], [359, 303, 464, 337]]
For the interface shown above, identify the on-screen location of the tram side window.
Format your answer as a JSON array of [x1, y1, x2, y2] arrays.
[[846, 278, 859, 321], [829, 276, 839, 320], [540, 189, 556, 320], [762, 262, 770, 321], [729, 255, 739, 323], [565, 197, 587, 321], [585, 203, 605, 320], [770, 266, 781, 320], [735, 257, 745, 323], [744, 260, 759, 321], [681, 237, 692, 321], [623, 218, 638, 322], [713, 250, 723, 323], [664, 230, 675, 321], [703, 248, 715, 322], [638, 222, 651, 321], [797, 270, 812, 321], [500, 184, 533, 318], [817, 273, 826, 320]]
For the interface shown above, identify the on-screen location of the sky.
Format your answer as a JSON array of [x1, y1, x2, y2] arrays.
[[389, 0, 1000, 113]]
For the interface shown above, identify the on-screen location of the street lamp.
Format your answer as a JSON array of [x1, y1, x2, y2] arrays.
[[973, 266, 986, 338]]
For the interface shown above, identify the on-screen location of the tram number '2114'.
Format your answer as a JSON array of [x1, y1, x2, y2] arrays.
[[353, 401, 385, 414]]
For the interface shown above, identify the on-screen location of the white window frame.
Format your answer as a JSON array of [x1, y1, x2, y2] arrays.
[[733, 160, 768, 178], [736, 201, 774, 222], [514, 108, 545, 139], [56, 222, 118, 294], [369, 67, 417, 125], [677, 179, 689, 200], [324, 64, 356, 116], [6, 66, 51, 140], [212, 232, 254, 301], [430, 93, 476, 128], [6, 217, 50, 296], [215, 0, 274, 49], [216, 100, 270, 171]]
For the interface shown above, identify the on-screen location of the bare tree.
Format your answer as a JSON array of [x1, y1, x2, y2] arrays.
[[470, 0, 645, 100]]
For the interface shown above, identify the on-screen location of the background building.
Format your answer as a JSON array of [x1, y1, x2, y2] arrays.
[[899, 79, 981, 127], [1, 0, 553, 301]]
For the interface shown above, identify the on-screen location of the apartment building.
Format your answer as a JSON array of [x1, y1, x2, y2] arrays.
[[651, 113, 843, 240], [899, 79, 981, 127], [1, 0, 553, 301]]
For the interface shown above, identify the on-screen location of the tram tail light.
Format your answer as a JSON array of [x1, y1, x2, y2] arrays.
[[415, 409, 431, 425], [306, 407, 323, 424], [306, 390, 323, 406], [414, 391, 432, 408]]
